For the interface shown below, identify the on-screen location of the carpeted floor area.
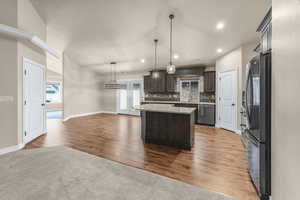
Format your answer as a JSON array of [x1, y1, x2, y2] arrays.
[[0, 146, 234, 200]]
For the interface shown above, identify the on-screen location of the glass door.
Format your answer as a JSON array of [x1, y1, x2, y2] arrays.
[[117, 80, 143, 116]]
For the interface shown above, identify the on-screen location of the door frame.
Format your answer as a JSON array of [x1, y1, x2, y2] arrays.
[[23, 57, 47, 144], [116, 79, 143, 116], [217, 68, 238, 133]]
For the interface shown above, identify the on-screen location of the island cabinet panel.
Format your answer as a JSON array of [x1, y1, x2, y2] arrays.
[[174, 103, 198, 124], [141, 111, 195, 150]]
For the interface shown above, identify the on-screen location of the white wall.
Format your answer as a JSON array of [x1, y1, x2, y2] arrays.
[[0, 0, 18, 149], [215, 41, 258, 133], [0, 0, 46, 149], [215, 47, 242, 132], [63, 63, 146, 119], [272, 0, 300, 199], [63, 54, 105, 119]]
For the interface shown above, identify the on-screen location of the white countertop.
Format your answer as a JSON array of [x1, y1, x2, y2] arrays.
[[134, 104, 196, 114], [142, 100, 216, 105]]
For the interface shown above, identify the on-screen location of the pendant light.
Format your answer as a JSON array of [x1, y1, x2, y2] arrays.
[[104, 62, 126, 89], [152, 39, 160, 79], [166, 14, 176, 74]]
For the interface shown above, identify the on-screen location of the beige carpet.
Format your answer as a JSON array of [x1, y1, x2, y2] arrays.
[[0, 146, 234, 200]]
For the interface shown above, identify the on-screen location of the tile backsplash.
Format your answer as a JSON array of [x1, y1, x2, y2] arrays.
[[144, 93, 180, 101], [200, 92, 215, 103]]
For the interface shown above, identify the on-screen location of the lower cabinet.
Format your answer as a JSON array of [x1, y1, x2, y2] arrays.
[[197, 104, 215, 125]]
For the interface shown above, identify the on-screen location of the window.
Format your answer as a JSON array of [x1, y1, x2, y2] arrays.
[[46, 82, 62, 104]]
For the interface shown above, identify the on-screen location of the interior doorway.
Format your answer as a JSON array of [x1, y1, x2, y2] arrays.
[[117, 79, 143, 116], [23, 58, 46, 144], [218, 69, 237, 132]]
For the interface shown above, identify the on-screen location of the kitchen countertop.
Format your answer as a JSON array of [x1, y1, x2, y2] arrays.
[[134, 104, 196, 114], [142, 100, 216, 105]]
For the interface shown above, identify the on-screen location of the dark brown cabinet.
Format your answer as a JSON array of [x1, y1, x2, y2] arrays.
[[144, 75, 152, 93], [143, 71, 166, 93], [204, 71, 216, 93], [174, 103, 198, 124], [166, 75, 177, 92]]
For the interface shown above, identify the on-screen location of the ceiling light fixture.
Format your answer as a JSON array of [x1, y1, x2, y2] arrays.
[[216, 22, 225, 30], [173, 54, 179, 60], [152, 39, 160, 79], [140, 58, 146, 63], [166, 14, 176, 74], [217, 48, 223, 53], [104, 62, 127, 89]]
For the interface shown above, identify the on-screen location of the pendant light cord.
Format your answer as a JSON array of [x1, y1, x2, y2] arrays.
[[169, 14, 174, 65], [154, 39, 158, 71]]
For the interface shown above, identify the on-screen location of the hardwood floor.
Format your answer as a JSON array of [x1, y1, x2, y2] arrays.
[[26, 114, 259, 200]]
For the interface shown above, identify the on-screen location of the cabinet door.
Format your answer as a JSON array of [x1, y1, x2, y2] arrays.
[[144, 76, 151, 93], [156, 71, 166, 93], [204, 71, 216, 93], [166, 75, 177, 92]]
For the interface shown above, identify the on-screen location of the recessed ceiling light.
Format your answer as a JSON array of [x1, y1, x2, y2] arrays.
[[140, 59, 146, 63], [217, 48, 223, 53], [216, 22, 225, 30], [173, 54, 179, 59]]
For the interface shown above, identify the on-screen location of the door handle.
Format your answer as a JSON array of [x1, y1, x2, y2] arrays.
[[232, 103, 235, 106], [41, 103, 45, 106]]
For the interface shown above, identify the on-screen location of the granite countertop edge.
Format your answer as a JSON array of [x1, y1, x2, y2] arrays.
[[142, 100, 216, 105], [135, 104, 196, 114]]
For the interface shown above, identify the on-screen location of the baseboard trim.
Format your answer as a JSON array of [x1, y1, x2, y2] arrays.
[[235, 129, 241, 135], [0, 143, 25, 155], [215, 124, 241, 135], [215, 123, 221, 128], [63, 111, 117, 121]]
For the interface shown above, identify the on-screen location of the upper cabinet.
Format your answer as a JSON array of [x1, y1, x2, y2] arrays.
[[257, 8, 272, 53], [144, 71, 166, 93], [166, 75, 177, 93], [204, 71, 215, 93]]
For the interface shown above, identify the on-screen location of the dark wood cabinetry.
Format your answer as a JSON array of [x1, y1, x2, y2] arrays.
[[144, 75, 152, 93], [166, 75, 177, 92], [144, 71, 166, 93], [174, 103, 198, 124], [204, 71, 216, 93]]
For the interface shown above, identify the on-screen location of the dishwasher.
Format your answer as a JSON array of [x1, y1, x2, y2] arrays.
[[197, 104, 215, 125]]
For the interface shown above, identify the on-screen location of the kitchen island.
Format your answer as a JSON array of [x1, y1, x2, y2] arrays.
[[135, 104, 196, 150]]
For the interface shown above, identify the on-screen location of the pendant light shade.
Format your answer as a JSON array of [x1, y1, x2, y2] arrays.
[[152, 39, 160, 79], [166, 14, 176, 74], [104, 62, 126, 89]]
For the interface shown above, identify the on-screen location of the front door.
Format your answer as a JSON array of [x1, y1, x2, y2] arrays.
[[117, 80, 143, 116], [219, 70, 237, 132], [23, 58, 46, 144]]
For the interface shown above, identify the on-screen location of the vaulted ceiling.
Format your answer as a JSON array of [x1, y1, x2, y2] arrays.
[[31, 0, 271, 73]]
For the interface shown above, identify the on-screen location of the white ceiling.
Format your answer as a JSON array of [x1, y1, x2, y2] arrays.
[[31, 0, 271, 73]]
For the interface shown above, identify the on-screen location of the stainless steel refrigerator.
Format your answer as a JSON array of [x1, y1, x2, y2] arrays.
[[245, 51, 271, 200]]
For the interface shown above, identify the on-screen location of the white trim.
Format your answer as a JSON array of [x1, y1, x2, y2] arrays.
[[217, 68, 238, 133], [0, 143, 25, 156], [63, 111, 117, 122], [215, 123, 221, 128], [0, 24, 62, 58], [235, 129, 241, 135]]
